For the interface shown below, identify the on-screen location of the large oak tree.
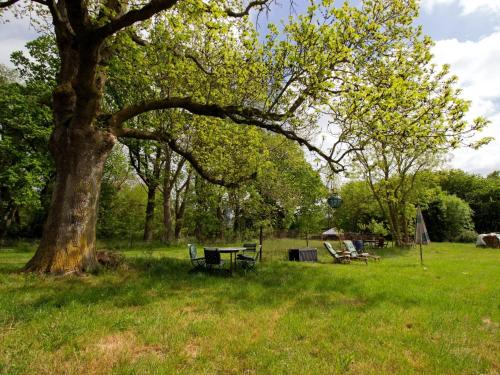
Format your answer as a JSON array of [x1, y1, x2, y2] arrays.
[[1, 0, 423, 273]]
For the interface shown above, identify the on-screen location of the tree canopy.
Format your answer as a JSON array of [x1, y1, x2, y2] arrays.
[[324, 20, 489, 244]]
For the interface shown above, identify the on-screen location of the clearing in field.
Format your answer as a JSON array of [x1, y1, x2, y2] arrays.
[[0, 240, 498, 374]]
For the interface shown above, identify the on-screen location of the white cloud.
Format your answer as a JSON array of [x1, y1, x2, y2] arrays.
[[0, 37, 29, 67], [421, 0, 500, 15], [432, 31, 500, 174], [0, 11, 39, 67]]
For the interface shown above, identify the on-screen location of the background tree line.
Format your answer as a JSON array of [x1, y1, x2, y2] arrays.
[[0, 36, 328, 243], [1, 35, 497, 245], [333, 170, 500, 243]]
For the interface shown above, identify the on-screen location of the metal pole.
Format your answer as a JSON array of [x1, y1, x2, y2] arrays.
[[259, 225, 263, 261], [419, 242, 423, 266]]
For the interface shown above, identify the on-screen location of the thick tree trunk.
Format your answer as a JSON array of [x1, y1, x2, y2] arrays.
[[0, 187, 16, 241], [386, 202, 402, 247], [174, 217, 182, 240], [233, 198, 242, 241], [162, 149, 173, 242], [143, 185, 156, 241], [174, 194, 186, 239], [194, 176, 203, 241], [0, 206, 15, 241], [217, 206, 225, 240], [25, 128, 115, 274], [174, 172, 191, 240], [163, 193, 173, 242], [400, 207, 409, 243], [216, 197, 225, 240], [161, 149, 185, 242]]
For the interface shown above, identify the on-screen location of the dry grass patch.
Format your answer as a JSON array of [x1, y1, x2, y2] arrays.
[[60, 332, 168, 374], [183, 340, 200, 359]]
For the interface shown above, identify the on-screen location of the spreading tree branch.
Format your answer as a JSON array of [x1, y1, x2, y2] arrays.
[[110, 96, 283, 125], [109, 95, 348, 172], [225, 0, 270, 17], [93, 0, 178, 40], [116, 127, 256, 188]]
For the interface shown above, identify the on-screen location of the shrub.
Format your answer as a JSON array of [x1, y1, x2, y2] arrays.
[[454, 229, 478, 243], [424, 193, 474, 242]]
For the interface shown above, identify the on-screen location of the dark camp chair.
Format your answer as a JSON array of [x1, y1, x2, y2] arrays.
[[241, 243, 257, 255], [323, 242, 350, 264], [188, 243, 205, 271], [237, 245, 262, 274], [203, 248, 226, 273], [353, 240, 364, 251], [343, 240, 369, 264]]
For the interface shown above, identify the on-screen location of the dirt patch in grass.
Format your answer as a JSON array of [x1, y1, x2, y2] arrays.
[[403, 349, 425, 371], [184, 340, 200, 359], [95, 332, 167, 359], [49, 332, 169, 374], [482, 317, 499, 329], [95, 332, 134, 356]]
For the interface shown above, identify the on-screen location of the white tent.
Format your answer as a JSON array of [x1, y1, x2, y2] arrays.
[[322, 228, 339, 240], [476, 233, 500, 248]]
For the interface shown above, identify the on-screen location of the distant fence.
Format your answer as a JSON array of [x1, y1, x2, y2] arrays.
[[272, 230, 322, 239]]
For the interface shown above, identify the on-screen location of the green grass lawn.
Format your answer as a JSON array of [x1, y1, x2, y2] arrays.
[[0, 240, 499, 374]]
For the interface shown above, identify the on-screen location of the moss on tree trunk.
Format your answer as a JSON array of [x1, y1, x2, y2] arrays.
[[25, 127, 115, 274]]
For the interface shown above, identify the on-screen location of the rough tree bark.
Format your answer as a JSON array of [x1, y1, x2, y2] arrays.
[[174, 170, 191, 240], [216, 199, 225, 241], [162, 148, 185, 242], [128, 144, 163, 242], [24, 7, 118, 272], [232, 192, 243, 240], [162, 148, 173, 242], [388, 204, 402, 247], [0, 202, 16, 242], [25, 128, 116, 273], [163, 192, 173, 242], [194, 175, 204, 241], [143, 185, 156, 242], [400, 203, 410, 243]]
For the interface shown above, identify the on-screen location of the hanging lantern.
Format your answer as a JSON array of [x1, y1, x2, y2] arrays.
[[327, 194, 342, 209]]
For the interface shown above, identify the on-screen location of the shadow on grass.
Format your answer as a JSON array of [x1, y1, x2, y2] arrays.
[[368, 245, 414, 258], [1, 252, 425, 331]]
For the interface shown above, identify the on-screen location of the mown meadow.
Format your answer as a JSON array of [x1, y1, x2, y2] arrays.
[[0, 240, 499, 374]]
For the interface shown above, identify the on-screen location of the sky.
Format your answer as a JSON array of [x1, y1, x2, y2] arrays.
[[1, 0, 499, 175]]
